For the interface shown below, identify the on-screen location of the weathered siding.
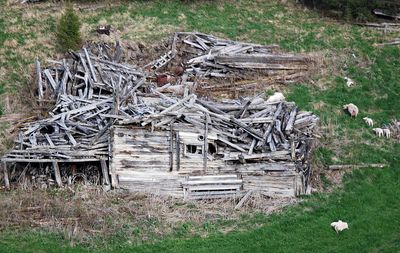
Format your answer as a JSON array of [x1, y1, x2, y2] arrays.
[[110, 126, 303, 198]]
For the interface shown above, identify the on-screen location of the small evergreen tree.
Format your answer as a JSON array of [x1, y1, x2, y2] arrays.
[[56, 3, 82, 52]]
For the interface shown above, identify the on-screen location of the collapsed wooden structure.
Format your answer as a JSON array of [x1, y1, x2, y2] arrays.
[[146, 32, 314, 98], [1, 33, 319, 198]]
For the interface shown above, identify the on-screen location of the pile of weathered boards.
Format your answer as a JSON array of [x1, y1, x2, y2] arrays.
[[1, 32, 319, 194]]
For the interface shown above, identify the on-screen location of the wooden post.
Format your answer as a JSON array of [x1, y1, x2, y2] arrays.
[[52, 161, 63, 187], [2, 161, 10, 190], [169, 123, 174, 172], [176, 132, 180, 171], [203, 113, 209, 171], [35, 57, 43, 100], [100, 159, 110, 185]]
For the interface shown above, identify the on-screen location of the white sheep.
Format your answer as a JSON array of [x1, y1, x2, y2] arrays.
[[373, 128, 384, 137], [266, 92, 285, 103], [383, 128, 391, 139], [363, 117, 374, 127], [343, 103, 359, 117], [330, 220, 349, 233], [344, 77, 354, 87]]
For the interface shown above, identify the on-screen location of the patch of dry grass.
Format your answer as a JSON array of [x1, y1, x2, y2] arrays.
[[0, 186, 296, 245]]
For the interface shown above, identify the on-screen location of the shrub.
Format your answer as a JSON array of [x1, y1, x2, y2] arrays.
[[56, 3, 82, 52]]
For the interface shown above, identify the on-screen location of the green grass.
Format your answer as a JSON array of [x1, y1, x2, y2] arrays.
[[1, 162, 399, 253], [1, 0, 400, 252]]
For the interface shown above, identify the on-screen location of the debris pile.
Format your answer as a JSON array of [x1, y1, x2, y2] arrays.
[[1, 33, 319, 196], [4, 46, 145, 162], [147, 32, 315, 97]]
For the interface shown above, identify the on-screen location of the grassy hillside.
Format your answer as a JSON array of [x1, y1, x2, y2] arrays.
[[0, 0, 399, 252]]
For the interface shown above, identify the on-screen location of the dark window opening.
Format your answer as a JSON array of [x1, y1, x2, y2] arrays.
[[186, 145, 202, 154], [208, 143, 217, 154]]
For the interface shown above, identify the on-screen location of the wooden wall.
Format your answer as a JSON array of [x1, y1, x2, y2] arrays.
[[110, 126, 303, 198]]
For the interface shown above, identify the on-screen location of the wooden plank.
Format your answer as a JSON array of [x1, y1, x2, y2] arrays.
[[203, 113, 209, 171], [224, 150, 290, 161], [100, 159, 110, 185], [84, 48, 98, 83], [52, 161, 63, 187], [176, 132, 180, 171], [235, 190, 254, 209], [217, 137, 246, 152], [169, 122, 174, 172], [182, 179, 243, 185], [248, 139, 257, 155], [35, 57, 43, 100], [110, 128, 119, 188], [188, 175, 239, 180], [2, 161, 10, 190], [285, 106, 297, 133], [43, 69, 57, 91], [326, 164, 387, 170], [44, 134, 55, 148], [2, 158, 101, 163], [185, 185, 241, 191]]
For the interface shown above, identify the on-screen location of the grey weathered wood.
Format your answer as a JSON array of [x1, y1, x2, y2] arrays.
[[235, 190, 254, 209], [176, 132, 180, 171], [100, 159, 110, 185], [217, 136, 246, 152], [43, 69, 57, 91], [1, 39, 320, 199], [35, 58, 43, 100], [45, 134, 55, 148], [285, 106, 298, 133], [234, 99, 252, 119], [263, 102, 283, 142], [52, 161, 63, 187], [290, 136, 296, 160], [203, 113, 209, 170], [248, 139, 257, 155], [326, 164, 387, 170], [169, 123, 174, 172], [84, 48, 98, 83], [2, 161, 10, 190]]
